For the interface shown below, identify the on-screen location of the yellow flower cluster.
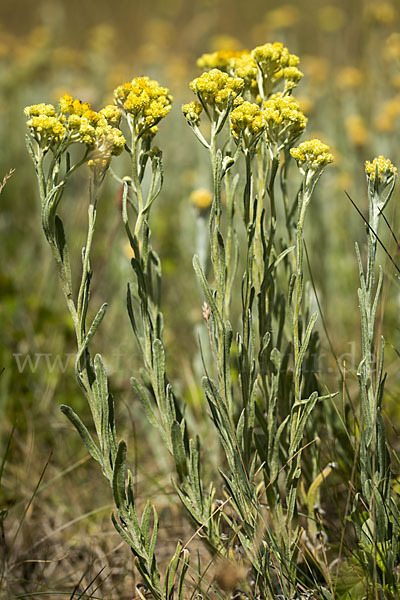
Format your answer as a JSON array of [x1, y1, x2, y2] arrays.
[[197, 49, 249, 71], [280, 66, 304, 92], [59, 95, 125, 155], [197, 50, 257, 91], [182, 101, 203, 125], [24, 103, 66, 146], [113, 77, 172, 135], [230, 53, 258, 90], [252, 42, 297, 74], [230, 100, 266, 140], [263, 94, 307, 149], [99, 105, 123, 126], [25, 103, 57, 118], [251, 42, 303, 95], [59, 95, 91, 116], [189, 69, 244, 109], [25, 96, 126, 156], [290, 139, 334, 170], [365, 155, 397, 183], [190, 42, 304, 124]]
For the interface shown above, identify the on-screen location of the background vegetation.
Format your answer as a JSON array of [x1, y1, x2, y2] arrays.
[[2, 0, 400, 597]]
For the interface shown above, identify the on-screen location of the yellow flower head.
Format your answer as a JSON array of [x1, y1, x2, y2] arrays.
[[59, 94, 92, 118], [58, 94, 74, 114], [114, 76, 172, 135], [189, 69, 244, 110], [230, 101, 266, 145], [182, 101, 203, 125], [252, 42, 299, 73], [25, 95, 126, 157], [99, 105, 122, 126], [24, 102, 66, 148], [197, 50, 257, 92], [26, 115, 66, 146], [263, 94, 307, 150], [251, 42, 301, 98], [230, 53, 258, 90], [190, 187, 213, 210], [290, 139, 334, 170], [281, 66, 304, 91], [67, 113, 96, 145], [365, 155, 397, 184], [197, 49, 248, 71], [94, 121, 126, 156], [24, 103, 56, 118]]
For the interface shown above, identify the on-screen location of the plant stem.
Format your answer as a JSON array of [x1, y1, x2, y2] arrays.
[[293, 190, 309, 403], [130, 130, 145, 239]]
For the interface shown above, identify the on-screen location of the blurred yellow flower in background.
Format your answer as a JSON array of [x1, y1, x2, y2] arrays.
[[383, 32, 400, 61], [296, 95, 315, 115], [374, 96, 400, 132], [265, 5, 300, 30], [345, 114, 369, 147], [27, 26, 52, 50], [0, 41, 9, 59], [51, 47, 84, 70], [190, 188, 213, 211], [87, 24, 115, 54], [335, 170, 353, 191], [365, 1, 396, 25], [335, 67, 364, 90], [209, 35, 243, 52], [302, 56, 329, 86], [318, 6, 345, 32]]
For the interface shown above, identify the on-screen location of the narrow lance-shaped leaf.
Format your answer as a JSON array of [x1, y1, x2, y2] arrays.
[[131, 376, 160, 430], [60, 404, 102, 466], [113, 440, 127, 509], [141, 500, 152, 553], [75, 304, 108, 371], [193, 254, 223, 327], [54, 215, 72, 291], [171, 420, 189, 481]]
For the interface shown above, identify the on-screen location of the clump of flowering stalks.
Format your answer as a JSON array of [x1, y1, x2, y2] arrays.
[[350, 155, 397, 592], [26, 37, 400, 600], [25, 40, 335, 598], [25, 86, 190, 600], [179, 40, 337, 597]]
